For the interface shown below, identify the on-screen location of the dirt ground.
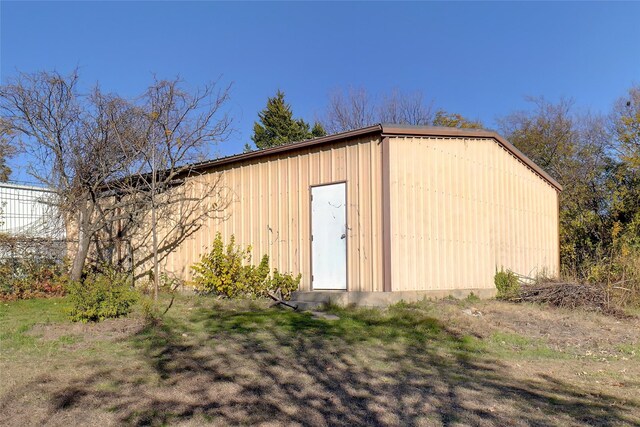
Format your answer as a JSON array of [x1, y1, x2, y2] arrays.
[[1, 297, 639, 426], [434, 299, 640, 353], [27, 317, 146, 345]]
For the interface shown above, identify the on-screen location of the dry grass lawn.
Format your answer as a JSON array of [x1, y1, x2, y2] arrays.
[[1, 295, 639, 426]]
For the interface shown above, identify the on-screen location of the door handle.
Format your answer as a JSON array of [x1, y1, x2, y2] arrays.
[[341, 233, 346, 239]]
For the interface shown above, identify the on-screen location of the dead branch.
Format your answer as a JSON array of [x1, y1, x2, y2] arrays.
[[267, 288, 298, 310]]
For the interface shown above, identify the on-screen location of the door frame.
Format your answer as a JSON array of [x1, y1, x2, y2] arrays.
[[309, 180, 349, 291]]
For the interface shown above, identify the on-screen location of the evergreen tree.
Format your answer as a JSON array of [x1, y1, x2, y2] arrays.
[[311, 121, 327, 138], [251, 91, 325, 150]]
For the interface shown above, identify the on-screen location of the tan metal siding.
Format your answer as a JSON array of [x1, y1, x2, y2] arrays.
[[389, 136, 560, 292], [160, 136, 383, 292]]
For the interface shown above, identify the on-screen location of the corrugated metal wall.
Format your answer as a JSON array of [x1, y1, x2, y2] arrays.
[[388, 136, 559, 292], [161, 135, 384, 292]]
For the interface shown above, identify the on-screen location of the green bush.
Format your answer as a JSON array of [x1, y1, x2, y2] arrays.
[[139, 295, 160, 322], [191, 233, 269, 297], [191, 233, 300, 299], [67, 269, 138, 322], [495, 268, 520, 300], [266, 269, 301, 300]]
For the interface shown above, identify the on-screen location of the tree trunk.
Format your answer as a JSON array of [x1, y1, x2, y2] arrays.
[[152, 199, 159, 300], [71, 229, 91, 281], [70, 208, 93, 282]]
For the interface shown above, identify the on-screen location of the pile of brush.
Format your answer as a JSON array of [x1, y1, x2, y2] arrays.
[[510, 279, 629, 318]]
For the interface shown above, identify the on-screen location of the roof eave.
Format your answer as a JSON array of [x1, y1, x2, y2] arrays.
[[191, 124, 383, 172]]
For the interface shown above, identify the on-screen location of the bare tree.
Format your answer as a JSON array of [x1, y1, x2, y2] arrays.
[[0, 71, 233, 285], [0, 71, 139, 280], [378, 89, 434, 126], [323, 87, 376, 134], [112, 78, 233, 299], [0, 118, 16, 182], [497, 96, 577, 182], [322, 87, 438, 133]]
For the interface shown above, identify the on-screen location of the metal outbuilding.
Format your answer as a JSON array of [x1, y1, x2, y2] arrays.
[[161, 124, 561, 304]]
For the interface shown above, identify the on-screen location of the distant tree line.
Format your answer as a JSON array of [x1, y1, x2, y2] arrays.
[[499, 91, 639, 289], [319, 87, 483, 134], [248, 87, 482, 150]]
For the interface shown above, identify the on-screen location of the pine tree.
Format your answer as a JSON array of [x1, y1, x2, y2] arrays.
[[311, 121, 327, 138], [251, 91, 325, 150]]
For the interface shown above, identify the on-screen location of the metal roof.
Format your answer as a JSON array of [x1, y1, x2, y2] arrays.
[[188, 124, 562, 191]]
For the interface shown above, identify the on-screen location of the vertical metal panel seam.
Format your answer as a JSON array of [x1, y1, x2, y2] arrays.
[[381, 136, 392, 292]]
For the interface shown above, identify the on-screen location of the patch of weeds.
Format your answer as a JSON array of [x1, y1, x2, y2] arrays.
[[452, 335, 485, 357], [466, 292, 481, 303], [492, 332, 533, 347], [95, 380, 120, 392], [616, 343, 640, 359], [0, 327, 39, 352], [495, 268, 520, 300], [139, 295, 161, 322], [488, 332, 567, 359], [57, 334, 81, 346], [200, 306, 328, 338]]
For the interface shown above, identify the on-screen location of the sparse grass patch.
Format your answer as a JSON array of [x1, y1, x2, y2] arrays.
[[0, 297, 70, 355], [616, 343, 640, 359], [488, 332, 569, 359], [1, 294, 639, 426]]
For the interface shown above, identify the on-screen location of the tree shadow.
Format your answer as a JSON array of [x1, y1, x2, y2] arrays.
[[8, 301, 640, 426]]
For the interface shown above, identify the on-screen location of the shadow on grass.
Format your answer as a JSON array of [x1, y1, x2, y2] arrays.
[[13, 300, 640, 426]]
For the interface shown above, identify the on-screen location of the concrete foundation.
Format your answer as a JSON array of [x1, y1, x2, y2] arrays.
[[290, 288, 496, 308]]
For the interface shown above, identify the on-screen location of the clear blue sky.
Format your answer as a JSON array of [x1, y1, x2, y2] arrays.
[[2, 1, 639, 182]]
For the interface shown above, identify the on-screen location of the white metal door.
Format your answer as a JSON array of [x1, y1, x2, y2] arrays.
[[311, 183, 347, 290]]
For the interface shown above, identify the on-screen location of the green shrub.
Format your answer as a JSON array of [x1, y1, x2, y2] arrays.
[[495, 268, 520, 300], [139, 295, 160, 322], [67, 269, 138, 322], [191, 233, 300, 299], [266, 269, 301, 300], [191, 233, 269, 297], [465, 292, 481, 303]]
